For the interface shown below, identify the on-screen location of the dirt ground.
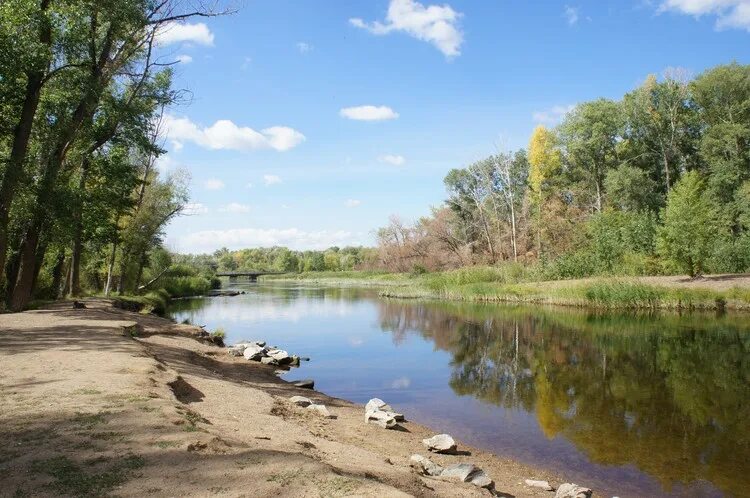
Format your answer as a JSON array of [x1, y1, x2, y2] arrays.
[[0, 299, 566, 498]]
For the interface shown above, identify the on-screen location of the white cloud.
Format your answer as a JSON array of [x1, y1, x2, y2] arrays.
[[348, 337, 364, 347], [180, 228, 364, 252], [340, 105, 399, 121], [390, 376, 411, 389], [263, 174, 282, 186], [163, 114, 305, 152], [379, 154, 406, 166], [660, 0, 750, 30], [246, 182, 254, 188], [183, 203, 209, 215], [349, 0, 464, 58], [204, 178, 225, 190], [564, 5, 579, 25], [176, 54, 193, 64], [532, 104, 575, 125], [155, 22, 215, 46], [220, 202, 251, 213], [345, 199, 362, 208], [296, 42, 313, 53]]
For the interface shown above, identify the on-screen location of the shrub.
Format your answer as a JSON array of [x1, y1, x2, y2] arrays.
[[657, 172, 721, 277]]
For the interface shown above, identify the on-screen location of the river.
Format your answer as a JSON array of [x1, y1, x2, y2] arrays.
[[167, 281, 750, 497]]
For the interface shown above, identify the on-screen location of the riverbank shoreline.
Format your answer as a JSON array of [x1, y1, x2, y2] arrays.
[[263, 271, 750, 311], [0, 299, 571, 497]]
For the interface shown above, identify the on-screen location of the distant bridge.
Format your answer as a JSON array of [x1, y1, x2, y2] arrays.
[[216, 271, 288, 282]]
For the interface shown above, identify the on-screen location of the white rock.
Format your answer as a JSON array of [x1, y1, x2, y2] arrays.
[[227, 345, 245, 356], [439, 463, 479, 482], [422, 434, 457, 454], [365, 398, 394, 413], [439, 464, 493, 489], [267, 348, 291, 364], [365, 409, 398, 429], [260, 356, 278, 365], [243, 344, 267, 361], [289, 396, 312, 407], [468, 471, 494, 489], [307, 404, 334, 418], [555, 483, 592, 498], [409, 454, 443, 477], [384, 410, 405, 421], [525, 479, 554, 491]]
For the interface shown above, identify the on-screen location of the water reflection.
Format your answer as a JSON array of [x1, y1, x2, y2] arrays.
[[168, 284, 750, 496], [377, 300, 750, 497]]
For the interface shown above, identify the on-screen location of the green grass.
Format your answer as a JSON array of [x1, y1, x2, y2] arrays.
[[71, 411, 109, 429], [264, 267, 750, 311], [261, 270, 411, 286], [381, 278, 750, 311], [31, 454, 144, 497]]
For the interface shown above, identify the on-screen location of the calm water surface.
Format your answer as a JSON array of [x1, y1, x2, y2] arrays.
[[168, 282, 750, 497]]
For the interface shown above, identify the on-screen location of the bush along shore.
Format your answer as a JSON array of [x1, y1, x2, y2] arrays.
[[264, 267, 750, 311]]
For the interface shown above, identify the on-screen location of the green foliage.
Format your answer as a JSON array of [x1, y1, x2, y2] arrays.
[[161, 276, 212, 298], [583, 281, 662, 308], [657, 172, 721, 276], [605, 165, 659, 212], [31, 454, 144, 497]]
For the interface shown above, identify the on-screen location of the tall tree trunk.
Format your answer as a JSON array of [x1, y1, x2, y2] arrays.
[[134, 251, 147, 292], [104, 244, 117, 297], [50, 250, 66, 299], [10, 215, 43, 311], [509, 202, 518, 262], [10, 31, 114, 311], [4, 240, 23, 307], [31, 236, 49, 294], [536, 196, 543, 261], [0, 0, 52, 298], [69, 159, 90, 296], [117, 249, 129, 294]]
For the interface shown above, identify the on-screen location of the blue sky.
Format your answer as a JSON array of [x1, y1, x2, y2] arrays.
[[156, 0, 750, 254]]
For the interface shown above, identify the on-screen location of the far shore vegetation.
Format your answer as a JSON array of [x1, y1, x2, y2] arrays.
[[1, 49, 749, 313]]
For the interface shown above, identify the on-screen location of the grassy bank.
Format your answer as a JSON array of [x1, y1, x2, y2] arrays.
[[262, 270, 412, 286], [263, 267, 750, 311]]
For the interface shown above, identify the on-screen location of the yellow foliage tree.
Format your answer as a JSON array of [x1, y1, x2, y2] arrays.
[[528, 125, 561, 195], [527, 125, 561, 259]]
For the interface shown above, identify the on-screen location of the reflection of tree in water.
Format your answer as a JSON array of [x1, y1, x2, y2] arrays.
[[377, 301, 750, 496]]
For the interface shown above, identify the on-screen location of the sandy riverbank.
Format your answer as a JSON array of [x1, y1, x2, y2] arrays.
[[0, 299, 573, 497]]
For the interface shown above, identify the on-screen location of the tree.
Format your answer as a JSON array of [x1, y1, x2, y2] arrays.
[[657, 172, 719, 277], [691, 63, 750, 237], [560, 99, 623, 212], [528, 125, 561, 258], [622, 70, 699, 197], [492, 151, 528, 261], [604, 165, 658, 212]]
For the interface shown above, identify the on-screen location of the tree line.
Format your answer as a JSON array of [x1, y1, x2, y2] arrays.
[[189, 246, 376, 274], [0, 1, 228, 311], [376, 63, 750, 278]]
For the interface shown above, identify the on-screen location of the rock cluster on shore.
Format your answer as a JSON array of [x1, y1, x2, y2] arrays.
[[289, 395, 335, 418], [409, 454, 494, 490], [228, 341, 595, 497], [227, 340, 302, 367], [364, 398, 405, 429]]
